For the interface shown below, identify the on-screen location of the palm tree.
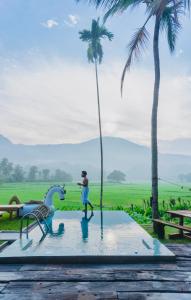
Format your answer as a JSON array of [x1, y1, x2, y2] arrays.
[[79, 19, 113, 209], [77, 0, 187, 227]]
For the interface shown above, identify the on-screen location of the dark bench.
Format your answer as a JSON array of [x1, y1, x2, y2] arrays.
[[153, 219, 191, 239]]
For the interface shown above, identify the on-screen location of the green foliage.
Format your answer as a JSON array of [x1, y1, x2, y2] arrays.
[[78, 0, 186, 93]]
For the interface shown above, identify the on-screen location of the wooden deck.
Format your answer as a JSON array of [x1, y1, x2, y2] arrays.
[[0, 244, 191, 299]]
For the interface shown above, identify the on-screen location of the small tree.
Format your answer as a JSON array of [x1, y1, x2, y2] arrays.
[[12, 165, 25, 182], [107, 170, 126, 183], [42, 169, 50, 181], [54, 169, 73, 182], [28, 166, 38, 181], [0, 158, 13, 181]]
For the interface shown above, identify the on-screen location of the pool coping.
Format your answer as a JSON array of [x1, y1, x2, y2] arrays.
[[0, 253, 176, 264]]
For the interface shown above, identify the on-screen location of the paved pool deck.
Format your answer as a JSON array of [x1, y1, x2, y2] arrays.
[[0, 211, 175, 263]]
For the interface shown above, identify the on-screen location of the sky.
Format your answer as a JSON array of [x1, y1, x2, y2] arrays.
[[0, 0, 191, 145]]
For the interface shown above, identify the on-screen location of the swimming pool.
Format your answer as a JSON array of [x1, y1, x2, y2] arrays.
[[0, 211, 175, 263]]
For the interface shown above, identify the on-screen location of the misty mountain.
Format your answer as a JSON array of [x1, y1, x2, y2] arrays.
[[0, 134, 191, 181], [159, 139, 191, 156]]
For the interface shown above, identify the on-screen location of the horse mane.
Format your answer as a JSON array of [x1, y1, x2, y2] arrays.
[[44, 184, 64, 199]]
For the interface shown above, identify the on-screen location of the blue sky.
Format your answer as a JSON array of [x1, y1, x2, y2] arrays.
[[0, 0, 188, 65], [0, 0, 190, 145]]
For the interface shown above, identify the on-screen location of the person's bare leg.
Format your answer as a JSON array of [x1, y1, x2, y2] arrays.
[[88, 201, 94, 211]]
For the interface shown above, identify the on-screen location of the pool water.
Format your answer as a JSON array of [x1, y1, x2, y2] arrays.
[[0, 211, 175, 263]]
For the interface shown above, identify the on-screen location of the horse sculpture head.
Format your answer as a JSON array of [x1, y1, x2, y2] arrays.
[[44, 185, 66, 209]]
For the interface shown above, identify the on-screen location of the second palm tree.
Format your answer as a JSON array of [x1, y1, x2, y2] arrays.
[[79, 19, 113, 209]]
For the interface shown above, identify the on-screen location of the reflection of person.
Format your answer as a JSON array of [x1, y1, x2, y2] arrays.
[[81, 212, 94, 241], [77, 170, 94, 213]]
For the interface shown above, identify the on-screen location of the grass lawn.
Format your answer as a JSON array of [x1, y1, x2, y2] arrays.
[[0, 181, 190, 210], [0, 212, 33, 231]]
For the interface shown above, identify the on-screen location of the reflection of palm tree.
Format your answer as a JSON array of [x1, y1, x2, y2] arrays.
[[100, 210, 103, 240], [79, 19, 113, 210], [81, 212, 94, 241]]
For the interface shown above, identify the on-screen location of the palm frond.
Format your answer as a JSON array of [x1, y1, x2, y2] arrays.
[[183, 0, 190, 11], [80, 0, 120, 9], [146, 0, 167, 18], [79, 29, 92, 42], [103, 0, 143, 22], [97, 42, 104, 63], [99, 26, 114, 40], [79, 18, 113, 64], [121, 25, 150, 95], [160, 2, 183, 53], [87, 44, 95, 62]]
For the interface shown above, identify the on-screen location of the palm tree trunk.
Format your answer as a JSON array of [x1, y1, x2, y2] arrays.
[[152, 15, 160, 228], [95, 60, 103, 210]]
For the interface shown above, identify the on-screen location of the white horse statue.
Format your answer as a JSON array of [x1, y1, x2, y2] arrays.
[[21, 185, 66, 216]]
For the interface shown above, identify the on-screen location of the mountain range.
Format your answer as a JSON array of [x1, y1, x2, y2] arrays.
[[0, 134, 191, 181]]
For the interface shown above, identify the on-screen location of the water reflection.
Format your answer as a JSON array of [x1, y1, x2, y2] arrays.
[[100, 209, 103, 240], [46, 214, 65, 237], [81, 212, 94, 242], [153, 238, 161, 255]]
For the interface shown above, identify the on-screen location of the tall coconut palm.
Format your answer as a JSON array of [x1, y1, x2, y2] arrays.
[[79, 19, 113, 209], [77, 0, 187, 227]]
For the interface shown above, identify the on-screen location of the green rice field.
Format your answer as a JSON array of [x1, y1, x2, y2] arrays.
[[1, 181, 191, 243], [0, 181, 190, 210]]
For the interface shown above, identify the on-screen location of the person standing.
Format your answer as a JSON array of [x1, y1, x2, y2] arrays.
[[77, 171, 94, 213]]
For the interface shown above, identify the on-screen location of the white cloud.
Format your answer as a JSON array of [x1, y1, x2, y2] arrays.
[[41, 19, 59, 29], [64, 15, 79, 27], [176, 49, 184, 58], [0, 58, 191, 145]]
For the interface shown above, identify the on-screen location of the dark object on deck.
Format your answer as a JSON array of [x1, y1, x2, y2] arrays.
[[24, 200, 43, 205], [0, 204, 24, 220], [8, 195, 22, 219], [153, 218, 191, 239], [20, 204, 51, 239], [9, 195, 21, 205]]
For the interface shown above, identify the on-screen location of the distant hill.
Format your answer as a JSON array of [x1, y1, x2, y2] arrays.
[[0, 135, 191, 181], [159, 139, 191, 156]]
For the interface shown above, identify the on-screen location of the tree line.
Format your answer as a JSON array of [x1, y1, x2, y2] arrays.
[[0, 158, 73, 183], [0, 158, 127, 184]]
